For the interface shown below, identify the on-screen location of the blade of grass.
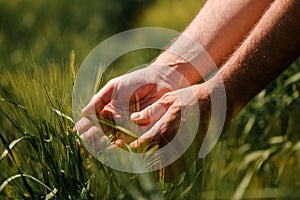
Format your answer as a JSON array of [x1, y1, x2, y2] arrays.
[[0, 173, 54, 194], [96, 116, 138, 139], [233, 147, 278, 200], [0, 135, 35, 163], [176, 170, 203, 200], [51, 107, 74, 124], [0, 131, 36, 198], [45, 188, 58, 200], [284, 72, 300, 86]]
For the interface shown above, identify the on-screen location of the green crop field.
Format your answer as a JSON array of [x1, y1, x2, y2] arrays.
[[0, 0, 300, 199]]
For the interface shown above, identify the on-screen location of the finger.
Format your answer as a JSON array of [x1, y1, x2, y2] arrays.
[[73, 117, 94, 133], [82, 78, 119, 116], [80, 125, 102, 144], [128, 136, 155, 153], [80, 125, 106, 152], [130, 101, 167, 125], [128, 120, 164, 152], [102, 131, 136, 151], [129, 105, 181, 152], [116, 131, 136, 144], [100, 103, 121, 122], [113, 139, 126, 148]]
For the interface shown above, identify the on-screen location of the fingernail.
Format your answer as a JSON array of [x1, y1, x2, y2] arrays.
[[131, 112, 140, 119]]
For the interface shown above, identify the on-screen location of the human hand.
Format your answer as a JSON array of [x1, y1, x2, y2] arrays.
[[74, 53, 219, 182], [76, 78, 212, 180], [74, 63, 193, 151], [128, 84, 208, 150], [127, 84, 211, 181]]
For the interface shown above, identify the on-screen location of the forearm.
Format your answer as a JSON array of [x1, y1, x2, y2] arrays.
[[155, 0, 274, 85], [209, 0, 300, 120]]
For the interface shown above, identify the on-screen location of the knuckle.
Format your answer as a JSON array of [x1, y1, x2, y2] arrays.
[[145, 106, 153, 117], [160, 92, 175, 107]]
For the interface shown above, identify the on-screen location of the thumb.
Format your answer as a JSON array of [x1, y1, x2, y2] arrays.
[[131, 101, 167, 125], [81, 79, 117, 116]]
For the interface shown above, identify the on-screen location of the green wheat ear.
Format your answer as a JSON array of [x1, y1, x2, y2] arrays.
[[49, 104, 138, 139], [96, 116, 139, 139]]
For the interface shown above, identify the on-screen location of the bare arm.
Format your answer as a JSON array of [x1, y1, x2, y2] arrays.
[[205, 0, 300, 121], [80, 0, 274, 116], [155, 0, 274, 85], [138, 0, 300, 180]]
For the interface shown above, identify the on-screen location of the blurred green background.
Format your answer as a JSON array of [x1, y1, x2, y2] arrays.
[[0, 0, 202, 68], [0, 0, 300, 199]]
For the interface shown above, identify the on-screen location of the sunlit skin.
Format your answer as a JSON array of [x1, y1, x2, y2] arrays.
[[74, 0, 300, 181]]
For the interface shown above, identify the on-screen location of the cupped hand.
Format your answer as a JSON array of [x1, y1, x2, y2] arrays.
[[74, 63, 192, 150], [74, 62, 212, 181], [128, 85, 205, 149], [127, 84, 211, 181]]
